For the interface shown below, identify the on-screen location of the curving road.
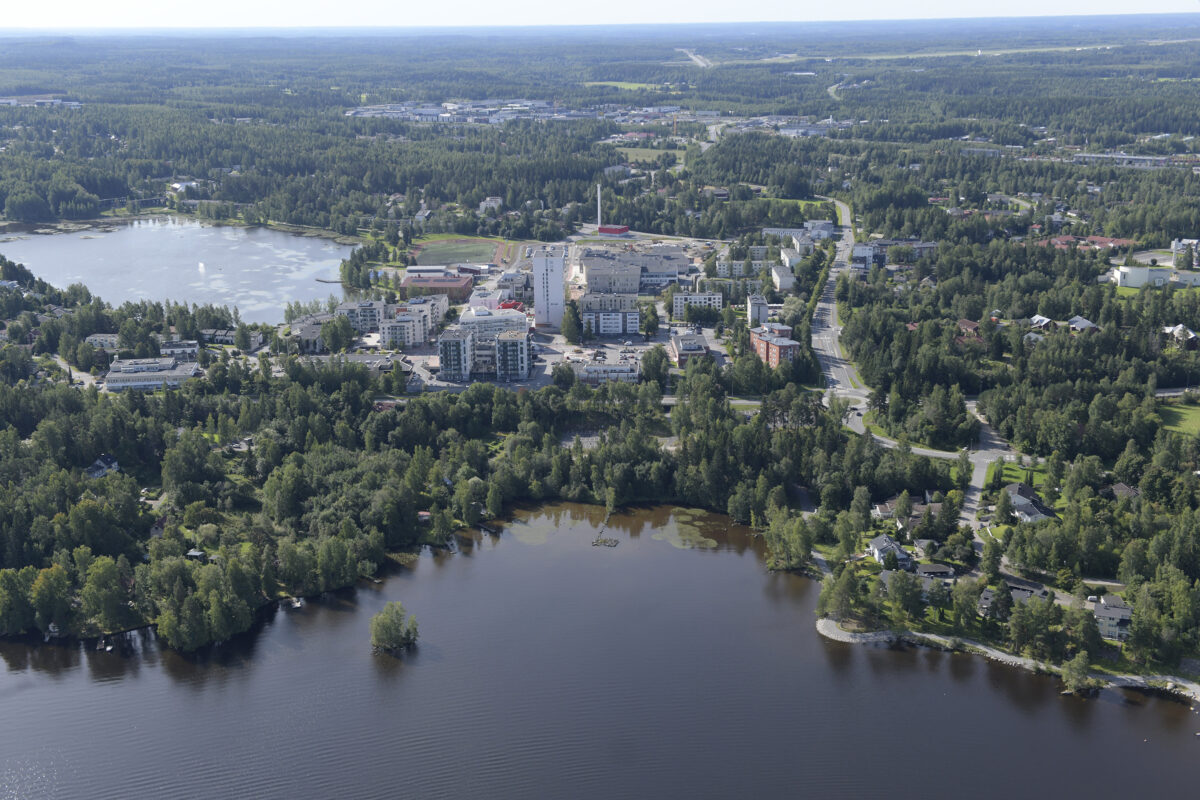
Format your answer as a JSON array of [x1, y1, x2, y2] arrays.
[[810, 200, 1014, 556]]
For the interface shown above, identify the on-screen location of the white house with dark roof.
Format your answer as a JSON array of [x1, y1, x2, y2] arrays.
[[868, 534, 911, 568], [1004, 482, 1055, 523], [1093, 595, 1132, 641]]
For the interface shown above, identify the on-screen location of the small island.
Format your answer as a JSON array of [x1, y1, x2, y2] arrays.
[[370, 601, 419, 654]]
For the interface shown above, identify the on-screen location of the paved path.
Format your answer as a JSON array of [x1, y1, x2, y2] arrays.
[[818, 620, 1200, 702]]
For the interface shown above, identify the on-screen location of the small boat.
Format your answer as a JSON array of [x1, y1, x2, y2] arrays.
[[290, 597, 304, 609]]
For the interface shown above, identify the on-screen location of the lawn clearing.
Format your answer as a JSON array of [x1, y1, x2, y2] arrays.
[[1160, 401, 1200, 436]]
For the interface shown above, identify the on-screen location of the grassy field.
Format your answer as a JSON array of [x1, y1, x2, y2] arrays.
[[414, 238, 501, 265], [1160, 401, 1200, 435], [986, 459, 1048, 489], [617, 146, 686, 166]]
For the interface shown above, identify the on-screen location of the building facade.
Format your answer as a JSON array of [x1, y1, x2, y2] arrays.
[[336, 300, 388, 333], [533, 246, 566, 328], [579, 292, 640, 336], [104, 357, 202, 391], [495, 330, 532, 381], [672, 292, 723, 320], [437, 328, 474, 381], [747, 295, 769, 326]]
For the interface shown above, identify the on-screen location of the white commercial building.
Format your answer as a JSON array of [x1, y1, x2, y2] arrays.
[[1108, 264, 1200, 289], [533, 246, 566, 328], [104, 357, 202, 391]]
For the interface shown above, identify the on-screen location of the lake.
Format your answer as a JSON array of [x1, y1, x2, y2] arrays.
[[0, 504, 1195, 799], [0, 217, 354, 324]]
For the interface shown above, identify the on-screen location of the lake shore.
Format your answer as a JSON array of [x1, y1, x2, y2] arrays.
[[0, 211, 364, 247], [816, 615, 1200, 704]]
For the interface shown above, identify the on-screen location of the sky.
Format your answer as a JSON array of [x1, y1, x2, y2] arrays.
[[2, 1, 1199, 29]]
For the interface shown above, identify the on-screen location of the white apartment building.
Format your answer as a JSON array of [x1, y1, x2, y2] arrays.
[[533, 246, 566, 328], [160, 340, 200, 360], [379, 314, 423, 348], [771, 264, 796, 292], [459, 307, 530, 337], [672, 292, 723, 320], [85, 332, 120, 350], [579, 292, 640, 336], [336, 300, 388, 333], [747, 294, 769, 326]]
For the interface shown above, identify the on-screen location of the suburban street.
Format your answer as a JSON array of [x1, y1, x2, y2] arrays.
[[810, 202, 1015, 566]]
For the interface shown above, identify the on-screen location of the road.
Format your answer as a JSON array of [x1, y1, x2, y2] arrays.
[[677, 48, 712, 68], [809, 199, 1016, 565], [53, 355, 96, 388]]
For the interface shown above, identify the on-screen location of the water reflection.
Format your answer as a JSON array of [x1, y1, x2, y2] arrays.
[[0, 503, 1195, 799]]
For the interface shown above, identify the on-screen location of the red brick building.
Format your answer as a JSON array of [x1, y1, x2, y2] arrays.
[[401, 274, 474, 302], [749, 323, 801, 368]]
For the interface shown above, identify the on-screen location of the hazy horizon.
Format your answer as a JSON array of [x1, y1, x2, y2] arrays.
[[3, 5, 1200, 31]]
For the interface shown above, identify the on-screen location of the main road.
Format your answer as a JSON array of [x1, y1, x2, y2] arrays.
[[810, 198, 1013, 549]]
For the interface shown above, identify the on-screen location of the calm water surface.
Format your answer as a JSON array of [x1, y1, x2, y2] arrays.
[[0, 217, 352, 323], [0, 504, 1195, 799]]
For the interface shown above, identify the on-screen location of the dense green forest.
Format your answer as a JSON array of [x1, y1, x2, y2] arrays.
[[5, 20, 1200, 672]]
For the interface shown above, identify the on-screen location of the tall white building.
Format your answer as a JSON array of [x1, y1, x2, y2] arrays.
[[533, 246, 566, 328]]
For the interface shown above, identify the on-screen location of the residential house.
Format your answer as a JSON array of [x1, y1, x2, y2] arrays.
[[1093, 595, 1132, 641], [977, 580, 1050, 617], [1067, 315, 1097, 332], [1029, 314, 1054, 330], [1163, 324, 1198, 349], [880, 569, 951, 600], [1004, 482, 1055, 523], [914, 539, 938, 559], [868, 534, 912, 568], [84, 454, 119, 479], [915, 563, 955, 581]]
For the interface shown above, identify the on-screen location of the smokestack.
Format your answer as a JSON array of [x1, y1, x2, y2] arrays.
[[597, 184, 602, 229]]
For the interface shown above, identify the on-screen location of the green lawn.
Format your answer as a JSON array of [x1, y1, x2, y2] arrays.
[[1160, 401, 1200, 436], [986, 459, 1048, 489], [414, 238, 500, 265]]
